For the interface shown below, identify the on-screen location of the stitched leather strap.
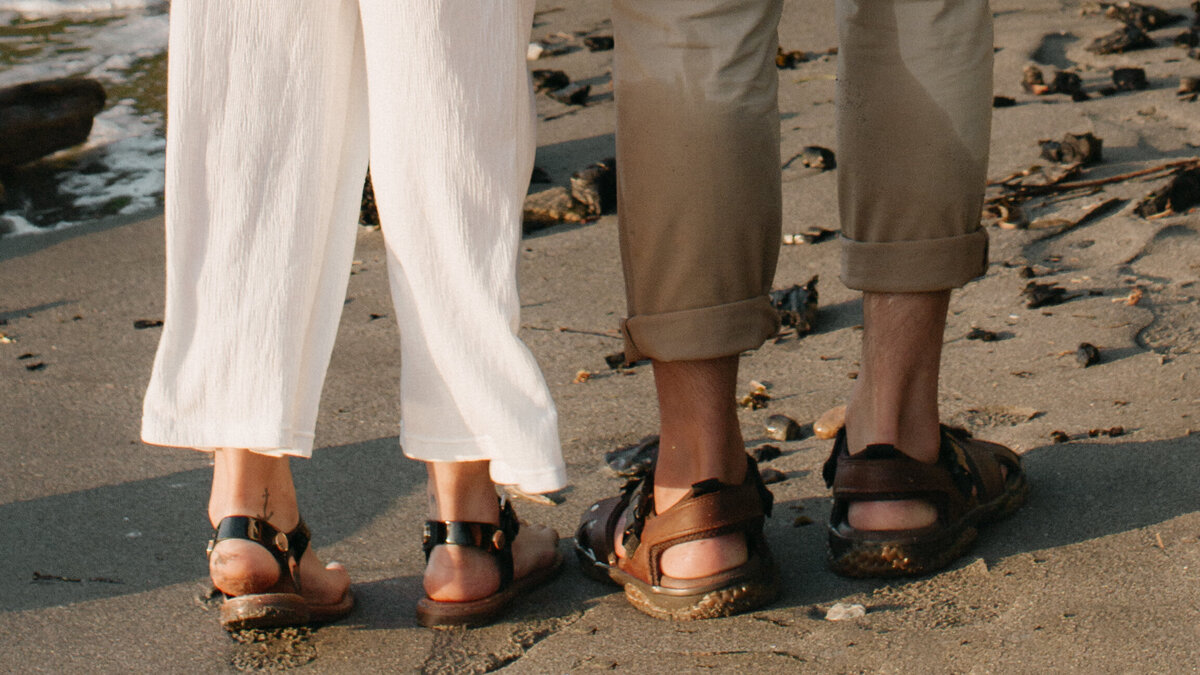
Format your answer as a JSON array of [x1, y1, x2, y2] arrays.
[[823, 426, 1019, 525], [422, 498, 519, 588], [624, 456, 774, 587]]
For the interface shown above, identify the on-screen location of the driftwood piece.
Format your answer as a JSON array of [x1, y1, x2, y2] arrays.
[[523, 186, 590, 231], [988, 158, 1200, 201], [0, 78, 106, 168], [1087, 24, 1155, 54], [1134, 167, 1200, 217]]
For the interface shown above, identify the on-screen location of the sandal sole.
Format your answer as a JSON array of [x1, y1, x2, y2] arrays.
[[828, 474, 1029, 578], [219, 590, 355, 631], [220, 593, 311, 631], [577, 544, 779, 620], [624, 576, 779, 621]]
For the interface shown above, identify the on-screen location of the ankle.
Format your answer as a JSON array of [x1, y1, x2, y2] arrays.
[[208, 448, 299, 529], [425, 460, 498, 524], [845, 381, 940, 463], [653, 435, 746, 513]]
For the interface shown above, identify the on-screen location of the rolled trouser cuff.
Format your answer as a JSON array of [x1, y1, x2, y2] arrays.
[[839, 230, 988, 293], [621, 295, 780, 363]]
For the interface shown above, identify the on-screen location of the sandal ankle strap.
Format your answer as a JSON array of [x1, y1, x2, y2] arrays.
[[422, 498, 520, 589], [206, 516, 311, 592]]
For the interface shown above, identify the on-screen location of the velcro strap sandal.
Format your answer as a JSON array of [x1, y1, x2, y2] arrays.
[[822, 425, 1028, 578], [207, 516, 354, 631], [574, 455, 779, 620], [416, 498, 563, 628]]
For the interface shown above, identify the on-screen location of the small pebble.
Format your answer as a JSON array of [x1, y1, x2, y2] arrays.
[[966, 327, 999, 342], [764, 414, 803, 441], [1076, 342, 1101, 368], [814, 405, 845, 440], [1050, 430, 1071, 443], [825, 603, 866, 621]]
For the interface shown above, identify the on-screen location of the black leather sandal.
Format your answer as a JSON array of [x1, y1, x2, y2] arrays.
[[207, 516, 354, 631], [416, 498, 562, 628]]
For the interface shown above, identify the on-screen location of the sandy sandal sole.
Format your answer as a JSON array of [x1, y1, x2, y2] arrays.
[[575, 542, 778, 620], [219, 589, 355, 631]]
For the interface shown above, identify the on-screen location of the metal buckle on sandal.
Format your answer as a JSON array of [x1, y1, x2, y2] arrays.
[[274, 531, 289, 553]]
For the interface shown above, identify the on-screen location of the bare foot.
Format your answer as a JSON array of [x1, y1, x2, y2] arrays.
[[423, 521, 559, 602]]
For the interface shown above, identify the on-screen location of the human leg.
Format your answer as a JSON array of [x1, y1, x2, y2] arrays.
[[826, 0, 1026, 573], [143, 0, 370, 625], [574, 0, 783, 619], [355, 0, 563, 623]]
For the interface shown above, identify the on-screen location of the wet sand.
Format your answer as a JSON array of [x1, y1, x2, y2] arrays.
[[2, 0, 1199, 671]]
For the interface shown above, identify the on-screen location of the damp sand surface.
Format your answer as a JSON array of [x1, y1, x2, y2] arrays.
[[2, 0, 1200, 671]]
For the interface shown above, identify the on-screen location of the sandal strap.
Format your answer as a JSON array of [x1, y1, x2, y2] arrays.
[[206, 516, 311, 592], [422, 498, 519, 589], [625, 456, 774, 587], [823, 426, 1019, 524]]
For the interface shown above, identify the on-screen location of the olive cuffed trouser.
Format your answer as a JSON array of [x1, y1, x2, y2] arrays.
[[615, 0, 994, 362]]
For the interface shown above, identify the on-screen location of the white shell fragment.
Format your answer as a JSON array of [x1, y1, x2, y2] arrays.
[[825, 603, 866, 621]]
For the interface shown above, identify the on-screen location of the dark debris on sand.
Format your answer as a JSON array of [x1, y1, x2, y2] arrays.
[[770, 276, 819, 337], [1087, 23, 1155, 54]]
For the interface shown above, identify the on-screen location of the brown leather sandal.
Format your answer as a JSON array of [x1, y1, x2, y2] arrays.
[[416, 497, 563, 628], [207, 516, 354, 631], [823, 425, 1029, 578], [574, 456, 778, 621]]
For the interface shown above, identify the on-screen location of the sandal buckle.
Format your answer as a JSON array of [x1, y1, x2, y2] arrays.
[[491, 529, 507, 550], [274, 531, 289, 553]]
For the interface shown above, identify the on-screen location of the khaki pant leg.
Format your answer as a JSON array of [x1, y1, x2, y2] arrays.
[[613, 0, 783, 362], [837, 0, 994, 292]]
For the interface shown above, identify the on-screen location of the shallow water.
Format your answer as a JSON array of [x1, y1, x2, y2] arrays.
[[0, 0, 167, 236]]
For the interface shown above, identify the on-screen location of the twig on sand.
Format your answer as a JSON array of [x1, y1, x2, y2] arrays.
[[525, 324, 622, 340], [990, 158, 1200, 201], [1032, 197, 1126, 242]]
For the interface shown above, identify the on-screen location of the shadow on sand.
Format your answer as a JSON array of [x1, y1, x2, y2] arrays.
[[3, 433, 1197, 624]]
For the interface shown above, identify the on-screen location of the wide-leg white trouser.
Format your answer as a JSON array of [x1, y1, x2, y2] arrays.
[[141, 0, 567, 493]]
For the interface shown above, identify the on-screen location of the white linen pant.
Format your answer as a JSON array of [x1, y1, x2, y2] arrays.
[[141, 0, 567, 493]]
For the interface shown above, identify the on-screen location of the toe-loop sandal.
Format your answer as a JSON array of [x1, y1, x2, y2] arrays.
[[416, 497, 563, 628], [574, 455, 779, 621], [207, 516, 354, 631], [822, 425, 1029, 578]]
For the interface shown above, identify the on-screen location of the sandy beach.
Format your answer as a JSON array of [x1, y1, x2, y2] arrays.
[[2, 0, 1199, 671]]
